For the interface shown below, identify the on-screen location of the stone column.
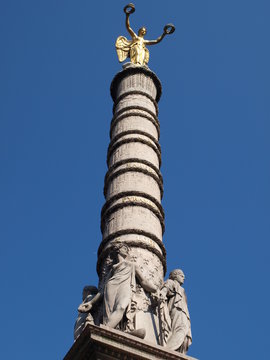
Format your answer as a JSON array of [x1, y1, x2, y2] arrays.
[[66, 64, 196, 359], [97, 64, 166, 342]]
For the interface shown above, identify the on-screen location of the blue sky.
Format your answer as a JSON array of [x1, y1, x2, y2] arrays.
[[0, 1, 269, 359]]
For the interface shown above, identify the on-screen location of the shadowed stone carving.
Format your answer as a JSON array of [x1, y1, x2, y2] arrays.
[[160, 269, 192, 354], [74, 286, 98, 341]]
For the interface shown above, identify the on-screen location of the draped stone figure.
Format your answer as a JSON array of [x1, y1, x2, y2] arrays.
[[160, 269, 192, 354], [78, 244, 157, 337], [103, 244, 136, 329]]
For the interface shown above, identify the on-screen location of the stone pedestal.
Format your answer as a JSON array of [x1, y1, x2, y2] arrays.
[[64, 324, 198, 360]]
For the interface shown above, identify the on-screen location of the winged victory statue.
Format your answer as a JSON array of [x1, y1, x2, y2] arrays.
[[116, 3, 175, 66]]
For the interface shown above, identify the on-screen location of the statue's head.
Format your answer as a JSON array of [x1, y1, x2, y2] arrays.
[[114, 243, 130, 258], [138, 27, 147, 37], [169, 269, 185, 285], [82, 285, 98, 300]]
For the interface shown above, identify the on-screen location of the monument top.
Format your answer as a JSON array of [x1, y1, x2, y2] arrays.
[[115, 3, 175, 66]]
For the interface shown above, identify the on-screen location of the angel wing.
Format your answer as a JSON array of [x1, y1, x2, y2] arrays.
[[115, 36, 132, 62]]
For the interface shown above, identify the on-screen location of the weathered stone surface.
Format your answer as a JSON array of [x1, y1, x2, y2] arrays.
[[91, 65, 167, 347], [64, 324, 197, 360], [110, 63, 162, 102], [99, 64, 165, 298], [111, 115, 159, 140]]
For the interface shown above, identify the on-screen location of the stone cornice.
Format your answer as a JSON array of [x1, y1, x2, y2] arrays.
[[64, 324, 198, 360], [110, 65, 162, 103]]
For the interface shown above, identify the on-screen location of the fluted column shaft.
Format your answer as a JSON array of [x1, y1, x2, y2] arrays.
[[97, 64, 166, 290]]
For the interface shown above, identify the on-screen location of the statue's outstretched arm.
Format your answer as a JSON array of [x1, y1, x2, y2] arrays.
[[145, 24, 175, 46], [124, 3, 136, 38], [145, 33, 166, 46], [78, 292, 102, 313]]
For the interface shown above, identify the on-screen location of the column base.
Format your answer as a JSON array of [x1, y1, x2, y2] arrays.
[[64, 324, 198, 360]]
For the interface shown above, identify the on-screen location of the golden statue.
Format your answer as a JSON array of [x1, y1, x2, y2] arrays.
[[116, 3, 175, 66]]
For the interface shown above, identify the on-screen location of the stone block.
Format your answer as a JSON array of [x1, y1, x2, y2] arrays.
[[64, 324, 198, 360]]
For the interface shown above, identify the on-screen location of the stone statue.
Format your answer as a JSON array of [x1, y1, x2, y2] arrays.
[[74, 286, 98, 341], [159, 269, 192, 354], [103, 244, 157, 331], [79, 243, 157, 338], [116, 3, 175, 66]]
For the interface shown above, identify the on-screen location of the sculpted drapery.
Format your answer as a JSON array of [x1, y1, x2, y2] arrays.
[[160, 270, 192, 354], [103, 258, 136, 330]]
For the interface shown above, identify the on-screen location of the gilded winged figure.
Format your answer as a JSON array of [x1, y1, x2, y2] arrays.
[[116, 3, 175, 66]]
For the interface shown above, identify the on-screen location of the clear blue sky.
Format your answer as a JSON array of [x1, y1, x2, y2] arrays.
[[0, 1, 269, 359]]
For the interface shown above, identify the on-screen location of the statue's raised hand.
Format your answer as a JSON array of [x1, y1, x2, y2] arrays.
[[124, 3, 135, 14], [78, 302, 92, 313], [163, 24, 175, 35]]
